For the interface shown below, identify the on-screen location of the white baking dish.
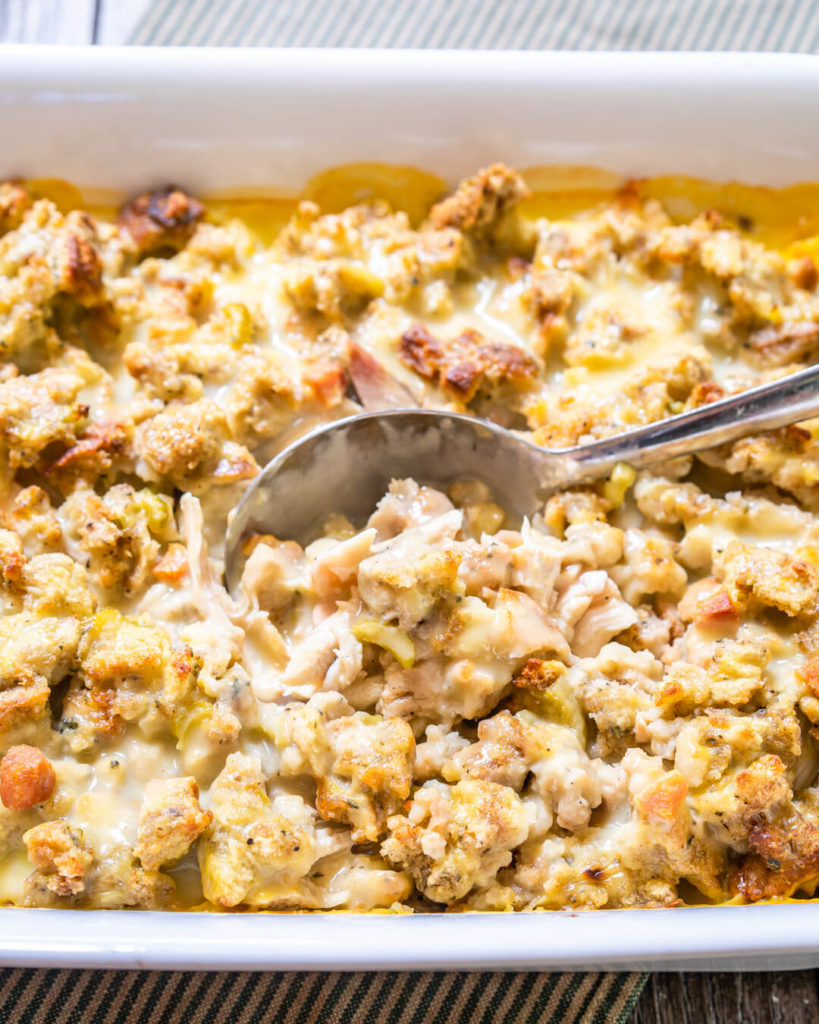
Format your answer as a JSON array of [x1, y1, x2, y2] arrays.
[[1, 45, 819, 972]]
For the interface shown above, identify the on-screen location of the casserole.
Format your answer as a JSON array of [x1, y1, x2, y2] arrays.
[[1, 44, 819, 970]]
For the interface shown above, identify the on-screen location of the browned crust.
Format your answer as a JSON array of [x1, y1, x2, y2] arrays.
[[23, 820, 93, 896], [0, 181, 31, 236], [45, 420, 131, 477], [399, 323, 441, 381], [512, 657, 566, 691], [399, 323, 538, 403], [689, 380, 726, 407], [725, 754, 819, 900], [118, 186, 204, 257], [789, 256, 819, 291], [748, 321, 819, 366], [0, 529, 25, 587], [135, 778, 213, 871], [60, 225, 103, 304], [717, 540, 819, 618], [0, 681, 50, 738], [427, 163, 529, 237], [731, 812, 819, 900]]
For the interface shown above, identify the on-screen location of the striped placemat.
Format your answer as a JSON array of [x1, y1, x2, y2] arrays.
[[0, 967, 644, 1024], [131, 0, 819, 51]]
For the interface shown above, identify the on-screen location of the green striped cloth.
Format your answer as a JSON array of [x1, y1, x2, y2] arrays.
[[8, 1, 817, 1022], [0, 967, 643, 1023], [132, 0, 819, 50]]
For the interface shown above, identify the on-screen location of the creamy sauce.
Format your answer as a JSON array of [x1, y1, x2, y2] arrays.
[[4, 163, 819, 913]]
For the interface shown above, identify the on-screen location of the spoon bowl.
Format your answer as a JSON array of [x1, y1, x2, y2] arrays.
[[224, 410, 552, 592], [225, 363, 819, 593]]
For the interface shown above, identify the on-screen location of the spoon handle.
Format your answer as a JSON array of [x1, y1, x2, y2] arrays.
[[561, 362, 819, 479]]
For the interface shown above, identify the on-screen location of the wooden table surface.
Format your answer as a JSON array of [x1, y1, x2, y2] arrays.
[[1, 1, 816, 1020], [635, 972, 818, 1023]]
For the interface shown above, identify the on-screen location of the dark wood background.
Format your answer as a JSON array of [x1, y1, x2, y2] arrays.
[[634, 972, 817, 1023], [1, 2, 816, 1019]]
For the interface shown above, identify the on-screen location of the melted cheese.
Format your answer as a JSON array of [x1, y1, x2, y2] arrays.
[[3, 164, 819, 914]]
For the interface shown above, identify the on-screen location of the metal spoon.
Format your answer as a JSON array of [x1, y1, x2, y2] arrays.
[[224, 363, 819, 592]]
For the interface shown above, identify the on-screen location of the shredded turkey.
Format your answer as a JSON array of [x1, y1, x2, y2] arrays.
[[0, 164, 818, 914]]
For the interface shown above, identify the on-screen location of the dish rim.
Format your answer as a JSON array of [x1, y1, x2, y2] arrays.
[[3, 902, 819, 972], [0, 44, 819, 971]]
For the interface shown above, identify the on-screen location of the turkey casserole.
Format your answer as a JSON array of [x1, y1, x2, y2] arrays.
[[1, 165, 819, 912]]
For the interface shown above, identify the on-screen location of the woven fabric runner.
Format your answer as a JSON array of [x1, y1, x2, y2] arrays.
[[0, 967, 644, 1023], [6, 1, 817, 1022], [132, 0, 819, 50]]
